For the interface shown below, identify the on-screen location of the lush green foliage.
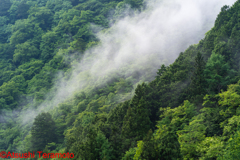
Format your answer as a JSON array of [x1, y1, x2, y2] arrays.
[[1, 0, 240, 159]]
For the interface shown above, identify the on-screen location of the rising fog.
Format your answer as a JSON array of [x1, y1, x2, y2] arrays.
[[47, 0, 236, 107], [11, 0, 238, 125]]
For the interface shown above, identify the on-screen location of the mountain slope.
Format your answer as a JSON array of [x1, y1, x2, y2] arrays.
[[1, 0, 240, 159]]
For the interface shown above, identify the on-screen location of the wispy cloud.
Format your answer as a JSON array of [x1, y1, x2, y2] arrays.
[[47, 0, 236, 104]]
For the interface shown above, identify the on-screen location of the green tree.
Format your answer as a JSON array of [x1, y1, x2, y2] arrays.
[[107, 101, 129, 159], [133, 130, 156, 160], [189, 52, 206, 97], [146, 101, 197, 160], [15, 2, 30, 19], [124, 0, 143, 9], [218, 128, 240, 159], [10, 19, 43, 45], [204, 52, 236, 94], [28, 6, 53, 30], [177, 115, 206, 159], [31, 112, 57, 152], [197, 136, 224, 160], [40, 31, 58, 61], [77, 128, 113, 160], [122, 83, 152, 140], [218, 80, 240, 120], [156, 64, 167, 77], [0, 16, 11, 43], [0, 0, 11, 16], [0, 81, 22, 109], [13, 41, 40, 65]]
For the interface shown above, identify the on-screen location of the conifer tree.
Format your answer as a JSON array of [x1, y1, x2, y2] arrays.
[[156, 64, 167, 77], [122, 83, 152, 140], [31, 112, 57, 152], [190, 52, 206, 97]]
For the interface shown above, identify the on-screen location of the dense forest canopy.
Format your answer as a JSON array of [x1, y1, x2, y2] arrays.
[[1, 0, 240, 159]]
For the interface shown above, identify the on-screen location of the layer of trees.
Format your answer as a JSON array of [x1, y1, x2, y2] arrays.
[[1, 0, 240, 159]]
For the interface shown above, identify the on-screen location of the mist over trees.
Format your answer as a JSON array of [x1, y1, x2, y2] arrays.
[[0, 0, 240, 159]]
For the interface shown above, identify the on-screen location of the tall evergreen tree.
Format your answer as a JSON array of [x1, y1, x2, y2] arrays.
[[31, 112, 57, 152], [122, 83, 152, 140], [190, 52, 206, 97], [156, 64, 167, 77]]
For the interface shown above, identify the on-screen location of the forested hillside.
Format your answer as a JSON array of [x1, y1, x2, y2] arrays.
[[1, 0, 240, 159]]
